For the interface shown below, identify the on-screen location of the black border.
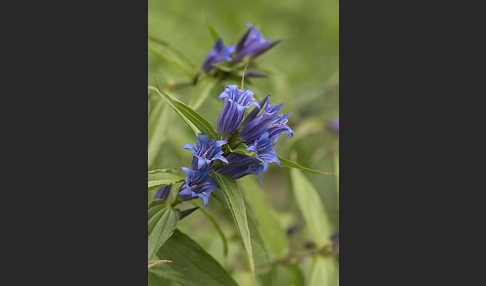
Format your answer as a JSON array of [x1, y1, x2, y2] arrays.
[[5, 0, 476, 284], [4, 0, 148, 284]]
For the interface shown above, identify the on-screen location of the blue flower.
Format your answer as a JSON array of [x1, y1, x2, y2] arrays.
[[183, 133, 228, 170], [178, 167, 218, 207], [217, 153, 264, 184], [235, 23, 280, 62], [329, 117, 339, 132], [246, 132, 281, 172], [239, 95, 293, 145], [202, 38, 235, 72], [153, 185, 171, 201], [217, 85, 259, 138]]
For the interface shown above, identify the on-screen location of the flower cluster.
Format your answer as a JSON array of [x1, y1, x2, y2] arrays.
[[216, 85, 293, 180], [201, 39, 235, 72], [153, 85, 292, 207], [178, 134, 228, 207], [201, 23, 279, 74]]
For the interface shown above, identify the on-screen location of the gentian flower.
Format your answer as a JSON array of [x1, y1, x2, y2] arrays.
[[179, 167, 218, 207], [153, 185, 171, 201], [217, 153, 264, 184], [183, 133, 228, 170], [217, 85, 259, 138], [239, 95, 293, 146], [329, 117, 339, 132], [202, 38, 235, 72], [235, 23, 280, 62], [246, 132, 281, 172]]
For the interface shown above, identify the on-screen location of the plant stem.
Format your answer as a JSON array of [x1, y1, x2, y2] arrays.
[[256, 244, 333, 270], [166, 72, 203, 92]]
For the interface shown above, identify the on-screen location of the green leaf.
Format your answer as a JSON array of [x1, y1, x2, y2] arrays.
[[149, 229, 237, 286], [290, 169, 332, 247], [212, 62, 234, 72], [196, 205, 229, 257], [147, 34, 169, 46], [148, 169, 184, 188], [230, 143, 254, 157], [203, 13, 221, 43], [240, 176, 289, 259], [246, 208, 271, 270], [148, 86, 218, 139], [212, 173, 255, 273], [233, 271, 256, 286], [148, 35, 195, 68], [148, 259, 173, 269], [307, 257, 338, 286], [259, 264, 305, 286], [279, 156, 335, 176], [189, 77, 217, 110], [148, 201, 180, 259], [148, 271, 172, 286], [148, 99, 172, 169], [148, 38, 196, 78]]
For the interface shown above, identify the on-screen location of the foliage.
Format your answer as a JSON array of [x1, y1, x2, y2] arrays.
[[148, 0, 338, 284]]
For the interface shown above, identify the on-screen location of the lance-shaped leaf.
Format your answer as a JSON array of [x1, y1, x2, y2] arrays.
[[212, 185, 269, 273], [279, 156, 335, 176], [149, 229, 237, 286], [247, 208, 271, 271], [307, 256, 338, 286], [148, 259, 172, 269], [148, 36, 197, 78], [212, 173, 255, 273], [197, 205, 229, 257], [240, 176, 289, 260], [148, 99, 172, 168], [148, 200, 180, 259], [189, 76, 218, 110], [203, 13, 221, 43], [148, 86, 218, 139], [259, 264, 305, 286], [148, 169, 184, 188], [290, 169, 332, 247], [229, 142, 254, 157]]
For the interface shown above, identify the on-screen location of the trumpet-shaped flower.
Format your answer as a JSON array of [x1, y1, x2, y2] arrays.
[[183, 133, 227, 170], [235, 23, 280, 62], [239, 95, 293, 145], [202, 38, 235, 71], [178, 167, 218, 207], [217, 85, 259, 138], [153, 185, 171, 201], [216, 153, 264, 184], [246, 132, 281, 172]]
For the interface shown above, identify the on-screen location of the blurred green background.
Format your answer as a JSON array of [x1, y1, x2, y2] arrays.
[[148, 0, 338, 284]]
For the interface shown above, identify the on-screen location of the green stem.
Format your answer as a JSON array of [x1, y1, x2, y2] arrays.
[[167, 72, 203, 91], [256, 244, 333, 270]]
